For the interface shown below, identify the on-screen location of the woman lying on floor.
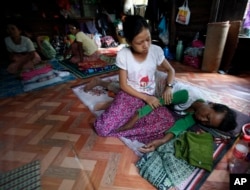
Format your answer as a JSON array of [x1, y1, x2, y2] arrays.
[[84, 74, 237, 189], [84, 72, 237, 145]]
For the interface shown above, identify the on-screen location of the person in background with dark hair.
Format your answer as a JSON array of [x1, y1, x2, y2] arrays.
[[64, 19, 98, 64], [4, 22, 41, 74]]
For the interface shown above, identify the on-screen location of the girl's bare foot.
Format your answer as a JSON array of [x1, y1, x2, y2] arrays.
[[84, 77, 102, 92]]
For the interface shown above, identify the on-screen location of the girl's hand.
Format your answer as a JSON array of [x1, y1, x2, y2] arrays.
[[145, 95, 161, 109], [163, 87, 173, 105]]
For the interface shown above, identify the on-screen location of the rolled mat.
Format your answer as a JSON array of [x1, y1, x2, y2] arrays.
[[220, 20, 242, 72], [201, 21, 230, 72]]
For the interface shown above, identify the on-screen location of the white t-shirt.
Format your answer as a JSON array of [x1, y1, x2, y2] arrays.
[[172, 81, 205, 115], [116, 44, 165, 95], [5, 36, 35, 53], [154, 70, 205, 115]]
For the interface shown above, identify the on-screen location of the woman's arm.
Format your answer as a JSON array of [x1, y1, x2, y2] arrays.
[[139, 113, 196, 153]]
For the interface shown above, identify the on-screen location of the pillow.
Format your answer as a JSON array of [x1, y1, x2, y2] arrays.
[[228, 109, 250, 136], [21, 63, 53, 81]]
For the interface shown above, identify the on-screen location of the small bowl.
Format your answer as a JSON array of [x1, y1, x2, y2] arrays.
[[242, 123, 250, 141]]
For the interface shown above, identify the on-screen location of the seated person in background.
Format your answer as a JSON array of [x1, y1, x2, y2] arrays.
[[64, 19, 99, 64], [4, 22, 41, 74]]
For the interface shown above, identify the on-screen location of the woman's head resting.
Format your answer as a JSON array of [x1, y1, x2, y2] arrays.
[[194, 102, 237, 132]]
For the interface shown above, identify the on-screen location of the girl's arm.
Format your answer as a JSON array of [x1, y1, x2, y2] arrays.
[[160, 59, 175, 104]]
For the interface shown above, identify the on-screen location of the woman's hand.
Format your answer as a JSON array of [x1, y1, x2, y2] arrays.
[[139, 133, 174, 153], [138, 139, 164, 153]]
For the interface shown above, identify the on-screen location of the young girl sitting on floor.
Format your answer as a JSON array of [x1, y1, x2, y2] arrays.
[[92, 15, 176, 143], [64, 19, 99, 65]]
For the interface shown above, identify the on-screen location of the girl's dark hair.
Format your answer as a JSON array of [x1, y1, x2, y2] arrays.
[[212, 103, 237, 132], [123, 15, 150, 43]]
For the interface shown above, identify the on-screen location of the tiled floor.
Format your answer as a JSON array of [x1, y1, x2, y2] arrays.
[[0, 61, 249, 190]]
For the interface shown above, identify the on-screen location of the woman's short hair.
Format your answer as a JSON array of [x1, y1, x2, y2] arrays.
[[212, 103, 237, 132]]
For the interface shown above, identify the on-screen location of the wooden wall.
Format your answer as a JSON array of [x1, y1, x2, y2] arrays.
[[166, 0, 248, 50], [169, 0, 213, 47]]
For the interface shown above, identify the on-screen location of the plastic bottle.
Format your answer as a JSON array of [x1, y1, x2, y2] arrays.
[[228, 135, 249, 174], [176, 40, 184, 62]]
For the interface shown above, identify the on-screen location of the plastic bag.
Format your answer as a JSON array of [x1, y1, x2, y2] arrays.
[[176, 0, 191, 25], [158, 16, 169, 45], [183, 55, 201, 69], [93, 33, 102, 48]]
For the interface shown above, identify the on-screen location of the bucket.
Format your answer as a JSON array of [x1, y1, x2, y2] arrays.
[[201, 21, 230, 72]]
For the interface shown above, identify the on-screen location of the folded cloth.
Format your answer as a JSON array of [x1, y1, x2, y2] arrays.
[[53, 70, 70, 77], [77, 59, 107, 70], [21, 63, 53, 81], [174, 131, 214, 171], [22, 70, 56, 84]]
